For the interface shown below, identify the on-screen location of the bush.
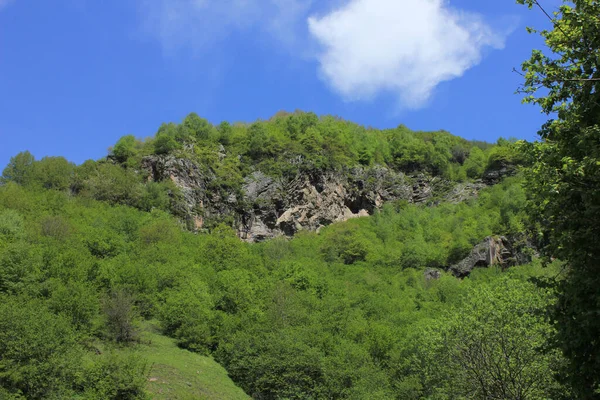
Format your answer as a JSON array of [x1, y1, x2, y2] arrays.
[[82, 163, 144, 206], [103, 290, 140, 344], [139, 181, 172, 212], [112, 135, 138, 163], [0, 209, 25, 242], [153, 134, 181, 155], [40, 215, 72, 241], [84, 352, 148, 400], [138, 217, 180, 246], [0, 297, 82, 399], [160, 281, 214, 353], [320, 223, 373, 264], [464, 146, 487, 178], [85, 227, 125, 258], [0, 242, 41, 294], [48, 280, 99, 332]]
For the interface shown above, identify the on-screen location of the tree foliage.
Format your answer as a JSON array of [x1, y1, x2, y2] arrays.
[[0, 168, 562, 398], [0, 106, 562, 398], [0, 297, 81, 399], [1, 151, 34, 185], [417, 278, 565, 399], [517, 1, 600, 396]]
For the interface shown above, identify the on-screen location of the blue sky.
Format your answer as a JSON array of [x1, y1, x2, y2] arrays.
[[0, 0, 559, 169]]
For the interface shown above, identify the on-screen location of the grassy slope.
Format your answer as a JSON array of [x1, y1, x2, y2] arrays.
[[138, 321, 249, 400]]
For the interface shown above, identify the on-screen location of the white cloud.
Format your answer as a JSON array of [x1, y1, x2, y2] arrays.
[[308, 0, 506, 108], [138, 0, 313, 53]]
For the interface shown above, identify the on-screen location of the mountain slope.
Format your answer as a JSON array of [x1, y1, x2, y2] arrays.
[[0, 113, 561, 400], [140, 321, 248, 400]]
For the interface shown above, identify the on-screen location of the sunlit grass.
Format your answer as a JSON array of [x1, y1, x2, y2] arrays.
[[138, 321, 248, 400]]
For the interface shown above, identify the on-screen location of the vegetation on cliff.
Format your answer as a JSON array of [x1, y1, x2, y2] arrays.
[[0, 154, 566, 398], [3, 0, 600, 397], [1, 116, 524, 240]]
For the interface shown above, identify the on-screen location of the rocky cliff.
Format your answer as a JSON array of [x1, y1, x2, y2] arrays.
[[141, 155, 491, 241], [448, 235, 538, 277]]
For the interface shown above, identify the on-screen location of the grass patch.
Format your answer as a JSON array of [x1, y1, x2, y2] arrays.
[[138, 321, 249, 400]]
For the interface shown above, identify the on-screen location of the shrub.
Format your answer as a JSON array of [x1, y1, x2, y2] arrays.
[[320, 223, 372, 264], [0, 209, 25, 242], [40, 215, 71, 241], [48, 281, 99, 332], [464, 146, 487, 178], [0, 297, 82, 399], [153, 134, 180, 155], [160, 281, 214, 353], [103, 290, 140, 344], [84, 352, 148, 400], [112, 135, 138, 163]]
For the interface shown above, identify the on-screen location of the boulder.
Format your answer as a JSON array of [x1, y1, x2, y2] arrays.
[[449, 235, 535, 277], [424, 268, 442, 281], [482, 161, 516, 185]]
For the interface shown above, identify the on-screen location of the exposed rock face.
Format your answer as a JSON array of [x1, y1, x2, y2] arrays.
[[483, 161, 516, 185], [444, 181, 487, 204], [449, 236, 535, 277], [424, 268, 442, 281], [141, 155, 209, 212], [140, 155, 238, 227], [240, 167, 414, 241], [141, 155, 490, 242]]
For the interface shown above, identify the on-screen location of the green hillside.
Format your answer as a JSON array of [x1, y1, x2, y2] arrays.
[[0, 133, 567, 398], [2, 1, 600, 398], [140, 321, 248, 400]]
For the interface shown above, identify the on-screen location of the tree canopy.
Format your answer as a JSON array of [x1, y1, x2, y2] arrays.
[[517, 0, 600, 396]]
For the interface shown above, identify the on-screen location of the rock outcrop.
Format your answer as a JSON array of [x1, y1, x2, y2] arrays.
[[240, 167, 415, 241], [449, 236, 536, 277], [482, 161, 516, 185], [444, 181, 487, 204], [141, 154, 491, 242], [424, 268, 442, 281]]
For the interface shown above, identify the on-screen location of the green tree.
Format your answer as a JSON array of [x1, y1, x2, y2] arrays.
[[464, 146, 487, 178], [0, 210, 25, 243], [138, 181, 172, 212], [103, 290, 139, 344], [1, 151, 34, 185], [84, 352, 148, 400], [29, 156, 74, 190], [48, 281, 99, 332], [517, 1, 600, 396], [82, 163, 144, 206], [247, 122, 269, 160], [0, 297, 82, 399], [153, 134, 180, 155], [217, 121, 233, 145], [320, 222, 373, 265], [417, 278, 565, 399], [0, 242, 41, 294], [183, 112, 212, 141], [112, 135, 138, 163], [159, 281, 214, 353]]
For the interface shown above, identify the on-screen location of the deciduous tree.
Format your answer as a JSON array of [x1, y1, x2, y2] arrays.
[[517, 0, 600, 396]]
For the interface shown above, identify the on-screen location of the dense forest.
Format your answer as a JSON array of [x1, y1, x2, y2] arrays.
[[0, 143, 564, 399], [1, 0, 600, 399]]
